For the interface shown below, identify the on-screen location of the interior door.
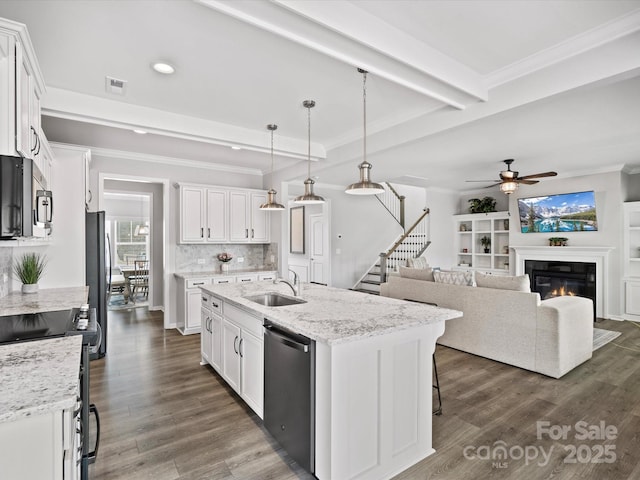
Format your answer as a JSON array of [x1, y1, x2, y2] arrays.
[[309, 213, 328, 285]]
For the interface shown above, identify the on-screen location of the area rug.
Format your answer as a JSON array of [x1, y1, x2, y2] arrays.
[[593, 328, 621, 351], [108, 295, 148, 312]]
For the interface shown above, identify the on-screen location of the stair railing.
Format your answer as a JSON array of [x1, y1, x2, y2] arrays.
[[379, 208, 430, 283], [375, 182, 405, 229]]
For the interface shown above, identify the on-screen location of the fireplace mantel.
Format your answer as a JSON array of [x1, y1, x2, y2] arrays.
[[512, 246, 614, 318]]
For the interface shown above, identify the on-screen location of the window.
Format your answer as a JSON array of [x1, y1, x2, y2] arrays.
[[110, 219, 149, 266]]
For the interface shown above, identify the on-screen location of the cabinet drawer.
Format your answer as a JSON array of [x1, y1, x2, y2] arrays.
[[209, 296, 223, 316], [258, 273, 276, 281], [187, 277, 211, 289], [213, 277, 236, 285], [236, 274, 258, 283], [225, 303, 263, 337]]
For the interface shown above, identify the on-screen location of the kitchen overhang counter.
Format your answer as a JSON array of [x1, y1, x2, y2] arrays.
[[0, 335, 81, 424], [200, 280, 461, 345], [0, 286, 89, 316], [202, 280, 462, 480]]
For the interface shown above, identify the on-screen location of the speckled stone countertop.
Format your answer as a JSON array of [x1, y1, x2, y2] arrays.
[[0, 336, 81, 424], [174, 268, 277, 279], [0, 286, 89, 316], [201, 281, 462, 345]]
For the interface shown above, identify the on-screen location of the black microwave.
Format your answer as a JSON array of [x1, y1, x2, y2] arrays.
[[0, 155, 53, 239]]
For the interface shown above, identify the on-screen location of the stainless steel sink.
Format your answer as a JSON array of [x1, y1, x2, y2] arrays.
[[244, 293, 307, 307]]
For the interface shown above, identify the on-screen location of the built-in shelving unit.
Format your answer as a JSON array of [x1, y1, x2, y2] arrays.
[[453, 211, 511, 276], [623, 202, 640, 320]]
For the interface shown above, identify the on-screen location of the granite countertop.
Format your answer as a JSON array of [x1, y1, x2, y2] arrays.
[[0, 336, 82, 424], [174, 267, 277, 279], [201, 281, 462, 345], [0, 286, 89, 316]]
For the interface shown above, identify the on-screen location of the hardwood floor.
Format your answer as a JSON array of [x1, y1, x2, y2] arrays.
[[90, 311, 640, 480]]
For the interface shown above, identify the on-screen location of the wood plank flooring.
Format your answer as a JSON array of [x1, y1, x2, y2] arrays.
[[90, 310, 640, 480]]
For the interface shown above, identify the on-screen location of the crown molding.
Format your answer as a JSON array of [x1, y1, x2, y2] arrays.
[[485, 8, 640, 88]]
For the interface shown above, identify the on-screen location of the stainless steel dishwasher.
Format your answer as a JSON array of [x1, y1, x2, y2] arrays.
[[263, 320, 315, 474]]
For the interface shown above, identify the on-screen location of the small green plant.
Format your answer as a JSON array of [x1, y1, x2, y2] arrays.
[[468, 197, 497, 214], [549, 237, 568, 246], [13, 252, 47, 284], [480, 236, 491, 253]]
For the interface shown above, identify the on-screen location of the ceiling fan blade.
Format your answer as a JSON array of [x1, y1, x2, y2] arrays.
[[465, 180, 500, 183], [518, 171, 557, 180], [516, 179, 539, 185]]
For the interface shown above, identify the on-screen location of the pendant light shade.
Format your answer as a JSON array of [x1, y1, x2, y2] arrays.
[[294, 100, 325, 204], [345, 68, 385, 195], [259, 124, 285, 211]]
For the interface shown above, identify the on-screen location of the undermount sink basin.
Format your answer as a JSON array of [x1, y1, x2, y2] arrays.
[[244, 293, 307, 307]]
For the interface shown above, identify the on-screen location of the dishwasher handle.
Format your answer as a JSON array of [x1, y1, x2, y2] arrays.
[[264, 324, 310, 353]]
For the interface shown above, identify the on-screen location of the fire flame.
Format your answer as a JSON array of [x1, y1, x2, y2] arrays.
[[549, 285, 576, 297]]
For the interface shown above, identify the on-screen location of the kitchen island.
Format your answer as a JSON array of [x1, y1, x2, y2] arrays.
[[200, 280, 462, 480]]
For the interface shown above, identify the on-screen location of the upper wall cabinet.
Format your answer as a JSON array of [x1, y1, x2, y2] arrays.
[[0, 19, 47, 163], [229, 191, 269, 243], [179, 185, 269, 244]]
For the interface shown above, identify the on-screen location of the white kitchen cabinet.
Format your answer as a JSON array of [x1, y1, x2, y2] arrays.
[[177, 276, 211, 335], [210, 313, 223, 371], [222, 318, 242, 391], [213, 276, 236, 285], [229, 191, 270, 243], [201, 291, 223, 371], [0, 406, 80, 480], [258, 272, 276, 281], [236, 273, 258, 283], [239, 328, 263, 415], [179, 186, 228, 243], [201, 307, 213, 365], [0, 19, 46, 159]]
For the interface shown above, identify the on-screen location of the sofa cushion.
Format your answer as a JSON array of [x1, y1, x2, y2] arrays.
[[476, 272, 531, 292], [406, 257, 430, 269], [433, 270, 473, 286], [399, 266, 434, 281]]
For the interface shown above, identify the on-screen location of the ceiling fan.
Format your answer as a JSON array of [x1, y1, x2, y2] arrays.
[[466, 159, 558, 194]]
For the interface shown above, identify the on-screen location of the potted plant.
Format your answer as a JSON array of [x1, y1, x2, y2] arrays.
[[13, 252, 47, 294], [549, 237, 568, 246], [468, 197, 497, 214], [217, 252, 233, 272], [480, 236, 491, 253]]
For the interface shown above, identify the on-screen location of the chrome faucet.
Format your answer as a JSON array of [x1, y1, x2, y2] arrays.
[[274, 269, 300, 296]]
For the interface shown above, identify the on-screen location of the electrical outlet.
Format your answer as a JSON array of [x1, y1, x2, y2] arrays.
[[237, 257, 244, 263], [197, 258, 206, 265]]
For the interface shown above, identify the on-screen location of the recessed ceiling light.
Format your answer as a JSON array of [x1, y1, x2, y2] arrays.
[[152, 62, 175, 74], [133, 129, 147, 135], [231, 146, 242, 150]]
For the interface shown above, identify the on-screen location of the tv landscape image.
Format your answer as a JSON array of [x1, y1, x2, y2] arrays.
[[518, 191, 598, 233]]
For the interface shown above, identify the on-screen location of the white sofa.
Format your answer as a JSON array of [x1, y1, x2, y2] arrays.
[[380, 274, 594, 378]]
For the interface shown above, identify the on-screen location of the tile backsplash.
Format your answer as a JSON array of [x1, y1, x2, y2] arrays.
[[175, 243, 278, 273], [0, 248, 12, 298]]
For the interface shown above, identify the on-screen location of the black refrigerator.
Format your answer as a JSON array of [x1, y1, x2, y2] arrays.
[[86, 211, 109, 359]]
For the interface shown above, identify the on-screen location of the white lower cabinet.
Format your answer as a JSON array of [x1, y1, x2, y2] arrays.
[[177, 277, 212, 335], [200, 294, 264, 418], [625, 280, 640, 317], [0, 407, 79, 480]]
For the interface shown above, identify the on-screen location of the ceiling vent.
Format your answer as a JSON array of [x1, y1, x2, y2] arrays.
[[105, 76, 127, 95]]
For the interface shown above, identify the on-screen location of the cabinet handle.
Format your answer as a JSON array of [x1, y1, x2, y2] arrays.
[[245, 228, 248, 238], [241, 279, 250, 282], [207, 227, 211, 238], [202, 296, 208, 302], [201, 227, 204, 238], [193, 282, 204, 286], [234, 336, 239, 354], [239, 338, 244, 358], [30, 126, 37, 152], [34, 132, 41, 156], [209, 318, 212, 333], [212, 302, 219, 308], [252, 228, 255, 238]]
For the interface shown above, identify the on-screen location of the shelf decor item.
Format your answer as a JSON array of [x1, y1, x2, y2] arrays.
[[13, 252, 47, 294], [548, 237, 568, 247], [468, 197, 496, 214], [480, 236, 491, 253], [217, 252, 233, 272]]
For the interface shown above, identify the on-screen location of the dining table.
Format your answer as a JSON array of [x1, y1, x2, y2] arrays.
[[118, 265, 149, 304]]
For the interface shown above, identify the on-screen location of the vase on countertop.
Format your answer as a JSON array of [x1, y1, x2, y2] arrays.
[[22, 283, 38, 294], [221, 263, 229, 273]]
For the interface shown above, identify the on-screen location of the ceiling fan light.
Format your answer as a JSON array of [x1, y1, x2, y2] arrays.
[[260, 189, 285, 210], [500, 181, 519, 194], [345, 161, 385, 195]]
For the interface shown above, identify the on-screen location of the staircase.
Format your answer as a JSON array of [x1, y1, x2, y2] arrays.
[[353, 193, 431, 295]]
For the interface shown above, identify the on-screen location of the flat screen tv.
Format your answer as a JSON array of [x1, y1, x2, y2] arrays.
[[517, 191, 598, 233]]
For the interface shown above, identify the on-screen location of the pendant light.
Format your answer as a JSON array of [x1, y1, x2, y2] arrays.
[[345, 68, 385, 195], [259, 124, 285, 211], [294, 100, 325, 204]]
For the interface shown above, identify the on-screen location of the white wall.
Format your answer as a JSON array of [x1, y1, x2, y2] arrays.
[[508, 170, 624, 318], [423, 189, 459, 271]]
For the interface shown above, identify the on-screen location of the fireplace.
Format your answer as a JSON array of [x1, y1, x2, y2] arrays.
[[525, 260, 596, 318]]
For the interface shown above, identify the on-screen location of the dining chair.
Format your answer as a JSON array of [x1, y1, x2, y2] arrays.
[[129, 259, 149, 302]]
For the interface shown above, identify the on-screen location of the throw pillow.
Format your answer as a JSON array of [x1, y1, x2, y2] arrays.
[[399, 266, 434, 281], [433, 270, 474, 286], [406, 257, 430, 269], [475, 272, 531, 292]]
